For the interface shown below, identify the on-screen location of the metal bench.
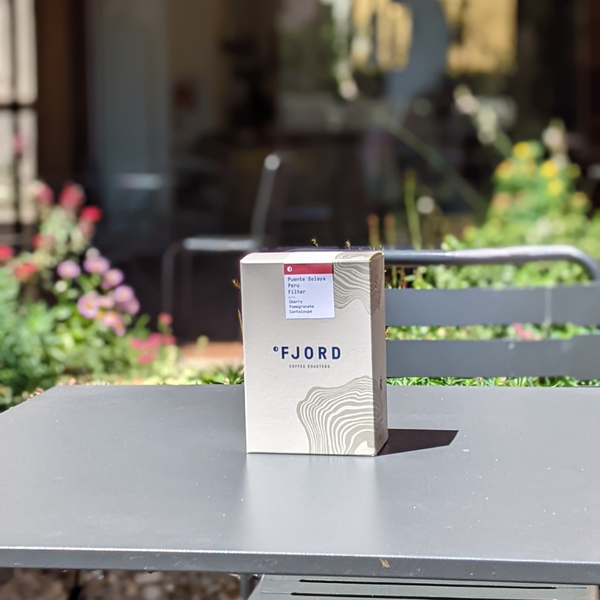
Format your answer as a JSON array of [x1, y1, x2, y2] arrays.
[[248, 245, 600, 600], [384, 245, 600, 379]]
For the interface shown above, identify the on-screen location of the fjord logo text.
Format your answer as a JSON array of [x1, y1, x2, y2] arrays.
[[273, 346, 341, 360]]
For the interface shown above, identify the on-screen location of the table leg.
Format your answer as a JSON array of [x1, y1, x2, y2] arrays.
[[239, 574, 259, 600]]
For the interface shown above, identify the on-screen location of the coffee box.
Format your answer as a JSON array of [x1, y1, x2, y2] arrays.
[[240, 250, 388, 456]]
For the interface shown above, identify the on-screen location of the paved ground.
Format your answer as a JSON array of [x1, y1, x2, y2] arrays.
[[179, 341, 243, 370], [0, 569, 240, 600]]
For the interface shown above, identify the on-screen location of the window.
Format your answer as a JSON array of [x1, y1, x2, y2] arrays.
[[0, 0, 37, 234]]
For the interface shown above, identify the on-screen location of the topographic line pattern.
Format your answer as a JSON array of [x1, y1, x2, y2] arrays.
[[297, 376, 382, 455], [333, 256, 372, 313]]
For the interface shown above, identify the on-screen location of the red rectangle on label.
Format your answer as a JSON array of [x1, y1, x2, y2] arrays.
[[284, 263, 333, 275]]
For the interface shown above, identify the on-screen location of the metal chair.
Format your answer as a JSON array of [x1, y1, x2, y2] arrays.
[[246, 244, 600, 600], [251, 576, 595, 600], [161, 152, 288, 317]]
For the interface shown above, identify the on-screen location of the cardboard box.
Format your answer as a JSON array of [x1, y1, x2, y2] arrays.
[[240, 250, 388, 456]]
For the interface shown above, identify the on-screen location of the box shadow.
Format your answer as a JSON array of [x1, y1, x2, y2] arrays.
[[379, 428, 458, 456]]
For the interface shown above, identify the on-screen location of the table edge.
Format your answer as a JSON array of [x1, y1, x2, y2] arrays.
[[1, 547, 599, 585]]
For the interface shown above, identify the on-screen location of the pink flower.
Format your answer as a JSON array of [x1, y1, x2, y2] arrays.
[[0, 245, 14, 261], [129, 331, 173, 354], [122, 298, 140, 315], [130, 338, 146, 350], [59, 183, 84, 211], [101, 269, 124, 290], [138, 354, 155, 364], [57, 260, 81, 279], [102, 311, 124, 331], [97, 295, 115, 309], [512, 323, 535, 341], [113, 285, 135, 303], [77, 292, 99, 319], [101, 310, 126, 336], [147, 332, 163, 349], [13, 262, 37, 281], [34, 183, 53, 207], [158, 312, 173, 326], [83, 255, 110, 274], [32, 234, 53, 249], [80, 206, 102, 223]]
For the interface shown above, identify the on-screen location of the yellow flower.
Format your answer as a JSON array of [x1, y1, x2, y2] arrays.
[[490, 192, 512, 212], [570, 192, 588, 209], [513, 142, 531, 159], [540, 160, 559, 179], [547, 179, 565, 196], [495, 161, 512, 178]]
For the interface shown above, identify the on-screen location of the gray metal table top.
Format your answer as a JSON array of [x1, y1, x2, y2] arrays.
[[1, 385, 600, 584]]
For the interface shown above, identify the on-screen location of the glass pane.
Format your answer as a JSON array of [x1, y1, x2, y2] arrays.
[[0, 110, 14, 224], [0, 109, 37, 225], [18, 108, 36, 223], [0, 0, 37, 105], [0, 0, 11, 105], [16, 0, 37, 103]]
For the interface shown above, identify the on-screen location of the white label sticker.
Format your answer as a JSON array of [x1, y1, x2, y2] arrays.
[[284, 263, 335, 319]]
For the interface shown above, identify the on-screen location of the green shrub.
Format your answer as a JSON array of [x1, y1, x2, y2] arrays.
[[0, 183, 217, 408], [0, 268, 64, 407], [387, 127, 600, 387]]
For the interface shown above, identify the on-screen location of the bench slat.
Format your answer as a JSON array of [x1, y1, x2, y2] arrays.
[[385, 285, 600, 327], [386, 336, 600, 379]]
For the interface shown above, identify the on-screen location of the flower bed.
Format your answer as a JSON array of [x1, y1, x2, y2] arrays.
[[0, 183, 237, 410]]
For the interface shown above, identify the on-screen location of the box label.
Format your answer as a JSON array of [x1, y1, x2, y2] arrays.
[[284, 263, 335, 319]]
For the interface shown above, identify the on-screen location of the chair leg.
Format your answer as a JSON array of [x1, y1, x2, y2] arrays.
[[161, 241, 183, 316], [182, 250, 194, 332], [239, 574, 259, 600], [67, 570, 83, 600]]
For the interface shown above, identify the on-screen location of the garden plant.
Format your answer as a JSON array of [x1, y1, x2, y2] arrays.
[[0, 183, 240, 410], [387, 123, 600, 388]]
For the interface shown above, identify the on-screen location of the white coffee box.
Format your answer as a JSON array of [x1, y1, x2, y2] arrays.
[[240, 250, 388, 456]]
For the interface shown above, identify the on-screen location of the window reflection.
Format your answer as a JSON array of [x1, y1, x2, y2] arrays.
[[0, 0, 37, 228]]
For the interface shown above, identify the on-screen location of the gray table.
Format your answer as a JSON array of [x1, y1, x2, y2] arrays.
[[1, 385, 600, 585]]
